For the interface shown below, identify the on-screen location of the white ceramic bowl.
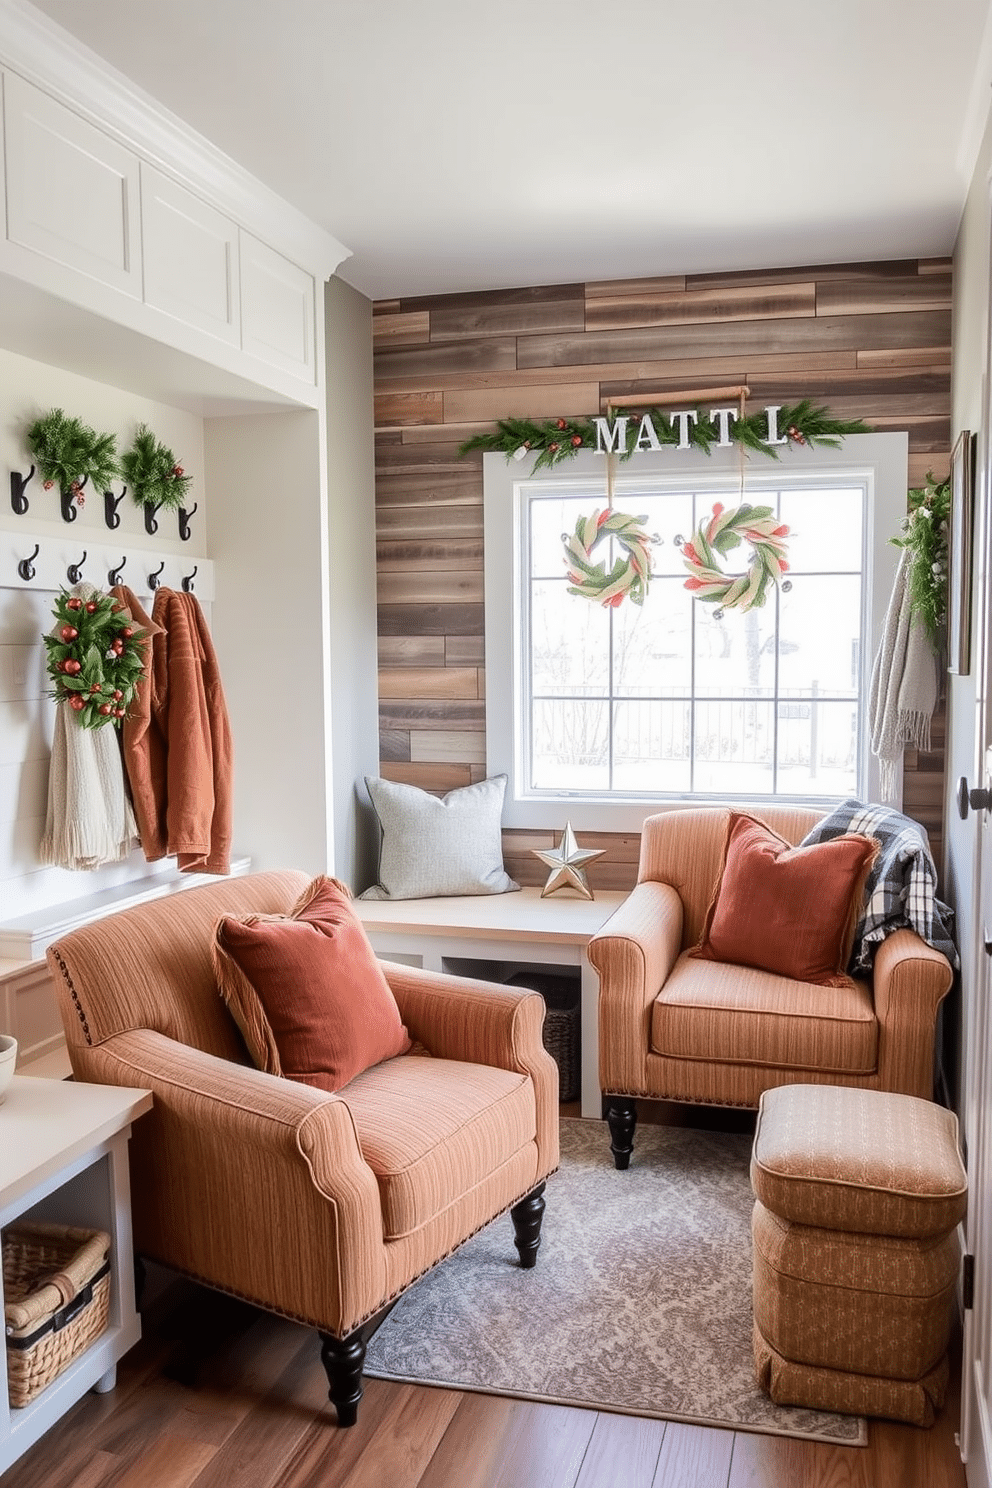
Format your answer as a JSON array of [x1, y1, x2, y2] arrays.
[[0, 1034, 17, 1104]]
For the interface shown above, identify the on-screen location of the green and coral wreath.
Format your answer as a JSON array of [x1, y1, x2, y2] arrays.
[[44, 587, 146, 728]]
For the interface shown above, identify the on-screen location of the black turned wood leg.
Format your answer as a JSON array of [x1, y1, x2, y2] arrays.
[[511, 1181, 546, 1268], [606, 1097, 637, 1169], [319, 1329, 366, 1427]]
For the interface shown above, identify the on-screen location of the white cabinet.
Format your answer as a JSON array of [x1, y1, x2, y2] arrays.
[[0, 1077, 152, 1475], [240, 231, 316, 383], [3, 71, 141, 299], [141, 163, 240, 346]]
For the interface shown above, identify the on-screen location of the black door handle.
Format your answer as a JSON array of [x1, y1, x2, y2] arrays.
[[957, 776, 991, 819]]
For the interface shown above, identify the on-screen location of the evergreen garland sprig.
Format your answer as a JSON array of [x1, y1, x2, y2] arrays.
[[44, 587, 146, 730], [120, 424, 192, 511], [458, 401, 870, 469], [890, 471, 950, 641], [27, 409, 120, 496]]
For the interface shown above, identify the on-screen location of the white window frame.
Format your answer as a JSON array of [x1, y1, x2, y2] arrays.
[[484, 433, 908, 832]]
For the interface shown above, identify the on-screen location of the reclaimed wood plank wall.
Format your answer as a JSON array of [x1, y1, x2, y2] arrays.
[[372, 259, 952, 889]]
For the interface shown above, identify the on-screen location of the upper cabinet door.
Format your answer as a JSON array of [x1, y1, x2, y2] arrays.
[[240, 232, 316, 383], [141, 164, 240, 344], [3, 71, 141, 298]]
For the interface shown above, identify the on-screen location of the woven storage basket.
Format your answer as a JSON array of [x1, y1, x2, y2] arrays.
[[3, 1220, 111, 1407], [506, 972, 581, 1102]]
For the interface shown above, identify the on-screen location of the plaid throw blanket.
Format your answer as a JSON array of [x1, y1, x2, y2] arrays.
[[800, 799, 958, 973]]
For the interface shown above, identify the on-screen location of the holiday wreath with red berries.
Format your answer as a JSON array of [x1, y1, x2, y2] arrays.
[[44, 588, 146, 729]]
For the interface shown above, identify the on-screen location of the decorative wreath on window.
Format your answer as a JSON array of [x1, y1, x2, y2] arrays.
[[679, 502, 791, 614], [44, 586, 146, 728], [563, 508, 656, 607]]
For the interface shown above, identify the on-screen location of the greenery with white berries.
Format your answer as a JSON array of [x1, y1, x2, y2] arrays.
[[890, 472, 950, 642]]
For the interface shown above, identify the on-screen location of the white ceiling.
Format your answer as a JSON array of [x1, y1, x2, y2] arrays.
[[27, 0, 992, 300]]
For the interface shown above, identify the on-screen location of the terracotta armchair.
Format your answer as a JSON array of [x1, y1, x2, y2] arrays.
[[587, 807, 953, 1169], [46, 871, 559, 1425]]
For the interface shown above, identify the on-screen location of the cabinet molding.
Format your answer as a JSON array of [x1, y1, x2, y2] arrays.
[[4, 71, 140, 299], [141, 163, 240, 345], [240, 233, 316, 383]]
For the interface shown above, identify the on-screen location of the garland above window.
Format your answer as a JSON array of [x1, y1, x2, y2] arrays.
[[459, 399, 870, 470]]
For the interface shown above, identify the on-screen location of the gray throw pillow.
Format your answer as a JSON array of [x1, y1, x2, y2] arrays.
[[360, 775, 520, 900]]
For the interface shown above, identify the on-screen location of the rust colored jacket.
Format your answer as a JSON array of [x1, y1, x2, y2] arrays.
[[117, 585, 233, 874]]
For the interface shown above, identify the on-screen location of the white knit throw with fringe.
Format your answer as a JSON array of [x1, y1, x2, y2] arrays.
[[39, 583, 137, 871], [868, 548, 938, 804]]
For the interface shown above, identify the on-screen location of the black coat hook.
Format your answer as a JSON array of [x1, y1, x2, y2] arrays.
[[143, 500, 164, 536], [108, 556, 126, 586], [67, 551, 87, 584], [17, 543, 39, 581], [182, 565, 197, 593], [148, 560, 165, 591], [104, 485, 126, 530], [178, 503, 197, 541], [60, 476, 86, 524], [10, 465, 34, 515]]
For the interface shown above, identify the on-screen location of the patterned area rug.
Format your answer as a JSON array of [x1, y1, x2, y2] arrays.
[[364, 1117, 867, 1445]]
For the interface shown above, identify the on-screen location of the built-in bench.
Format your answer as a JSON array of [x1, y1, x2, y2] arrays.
[[353, 887, 625, 1118]]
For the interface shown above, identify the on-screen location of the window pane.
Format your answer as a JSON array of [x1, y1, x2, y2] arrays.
[[613, 579, 692, 697], [628, 492, 694, 576], [693, 700, 775, 795], [531, 495, 600, 578], [695, 604, 776, 699], [531, 579, 609, 697], [613, 701, 691, 792], [776, 700, 858, 796], [778, 577, 860, 695], [531, 699, 609, 790], [779, 487, 862, 572]]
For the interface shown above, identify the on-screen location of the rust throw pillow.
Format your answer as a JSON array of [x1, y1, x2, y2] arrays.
[[692, 812, 878, 986], [213, 876, 411, 1092]]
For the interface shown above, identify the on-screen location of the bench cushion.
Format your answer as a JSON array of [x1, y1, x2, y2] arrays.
[[751, 1084, 967, 1238]]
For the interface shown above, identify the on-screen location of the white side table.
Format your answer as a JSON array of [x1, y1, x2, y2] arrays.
[[354, 887, 625, 1118], [0, 1076, 153, 1475]]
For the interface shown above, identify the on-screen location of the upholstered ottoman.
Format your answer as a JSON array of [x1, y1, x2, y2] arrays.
[[750, 1083, 967, 1426]]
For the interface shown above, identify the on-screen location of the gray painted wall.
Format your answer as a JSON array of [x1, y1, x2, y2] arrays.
[[324, 275, 380, 890]]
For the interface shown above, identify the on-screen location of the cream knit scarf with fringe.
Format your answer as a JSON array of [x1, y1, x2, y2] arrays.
[[39, 583, 137, 871], [868, 549, 938, 804]]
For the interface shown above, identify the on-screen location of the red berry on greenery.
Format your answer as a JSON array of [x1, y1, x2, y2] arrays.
[[172, 465, 184, 477], [115, 708, 125, 718], [549, 442, 559, 453], [113, 689, 123, 700], [60, 625, 78, 641], [90, 683, 101, 693], [85, 602, 97, 614], [121, 627, 133, 639], [69, 696, 85, 711], [67, 598, 82, 611], [98, 704, 112, 716], [571, 436, 582, 447], [556, 419, 566, 430]]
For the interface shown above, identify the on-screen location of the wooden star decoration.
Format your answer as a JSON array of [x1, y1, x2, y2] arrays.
[[531, 822, 605, 900]]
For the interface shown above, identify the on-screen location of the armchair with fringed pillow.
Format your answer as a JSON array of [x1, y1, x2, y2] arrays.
[[588, 804, 955, 1170], [46, 871, 558, 1426]]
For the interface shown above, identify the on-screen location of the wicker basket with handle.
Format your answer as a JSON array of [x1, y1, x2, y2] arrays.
[[3, 1220, 112, 1407]]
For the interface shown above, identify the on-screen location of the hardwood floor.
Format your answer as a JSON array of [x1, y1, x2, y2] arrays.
[[0, 1107, 969, 1488]]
